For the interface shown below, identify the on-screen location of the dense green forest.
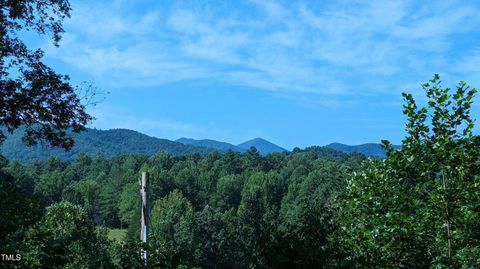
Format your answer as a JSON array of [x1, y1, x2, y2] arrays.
[[0, 144, 365, 268], [2, 76, 480, 268], [2, 0, 480, 268]]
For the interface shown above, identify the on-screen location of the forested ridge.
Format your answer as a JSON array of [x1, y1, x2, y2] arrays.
[[0, 127, 214, 163], [325, 142, 402, 157], [2, 76, 480, 268], [1, 0, 480, 267], [0, 126, 395, 164]]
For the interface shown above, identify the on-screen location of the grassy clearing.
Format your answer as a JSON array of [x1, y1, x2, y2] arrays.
[[107, 228, 127, 242]]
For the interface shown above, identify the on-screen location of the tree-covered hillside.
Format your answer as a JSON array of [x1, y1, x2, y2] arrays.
[[176, 137, 244, 152], [325, 142, 402, 157], [0, 128, 214, 163]]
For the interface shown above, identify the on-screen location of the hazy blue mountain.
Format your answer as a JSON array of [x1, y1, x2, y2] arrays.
[[0, 128, 213, 163], [325, 142, 401, 157], [1, 125, 394, 163], [176, 137, 287, 155], [176, 137, 244, 152], [237, 138, 287, 155]]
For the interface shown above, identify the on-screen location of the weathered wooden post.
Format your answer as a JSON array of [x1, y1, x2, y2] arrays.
[[139, 172, 149, 264]]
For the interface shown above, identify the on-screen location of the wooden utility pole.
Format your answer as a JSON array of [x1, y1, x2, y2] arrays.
[[139, 172, 149, 264]]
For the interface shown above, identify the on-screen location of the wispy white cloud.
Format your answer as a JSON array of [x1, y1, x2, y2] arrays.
[[453, 48, 480, 85], [89, 105, 205, 139], [111, 117, 197, 133], [44, 0, 480, 106]]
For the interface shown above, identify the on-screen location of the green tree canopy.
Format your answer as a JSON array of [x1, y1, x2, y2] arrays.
[[150, 189, 196, 268], [341, 75, 480, 268], [1, 0, 92, 149], [22, 201, 113, 268]]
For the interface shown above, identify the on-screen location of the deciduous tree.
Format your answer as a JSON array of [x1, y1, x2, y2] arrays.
[[1, 0, 92, 150], [341, 75, 480, 268]]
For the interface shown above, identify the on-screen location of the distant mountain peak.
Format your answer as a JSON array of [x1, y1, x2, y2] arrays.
[[248, 137, 268, 142], [176, 137, 287, 155], [237, 138, 286, 155]]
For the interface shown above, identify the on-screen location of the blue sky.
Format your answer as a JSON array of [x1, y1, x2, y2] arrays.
[[30, 0, 480, 149]]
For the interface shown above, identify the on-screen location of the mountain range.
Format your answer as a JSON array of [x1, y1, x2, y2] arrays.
[[0, 127, 398, 163], [176, 137, 287, 155], [0, 128, 288, 163], [325, 142, 401, 157]]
